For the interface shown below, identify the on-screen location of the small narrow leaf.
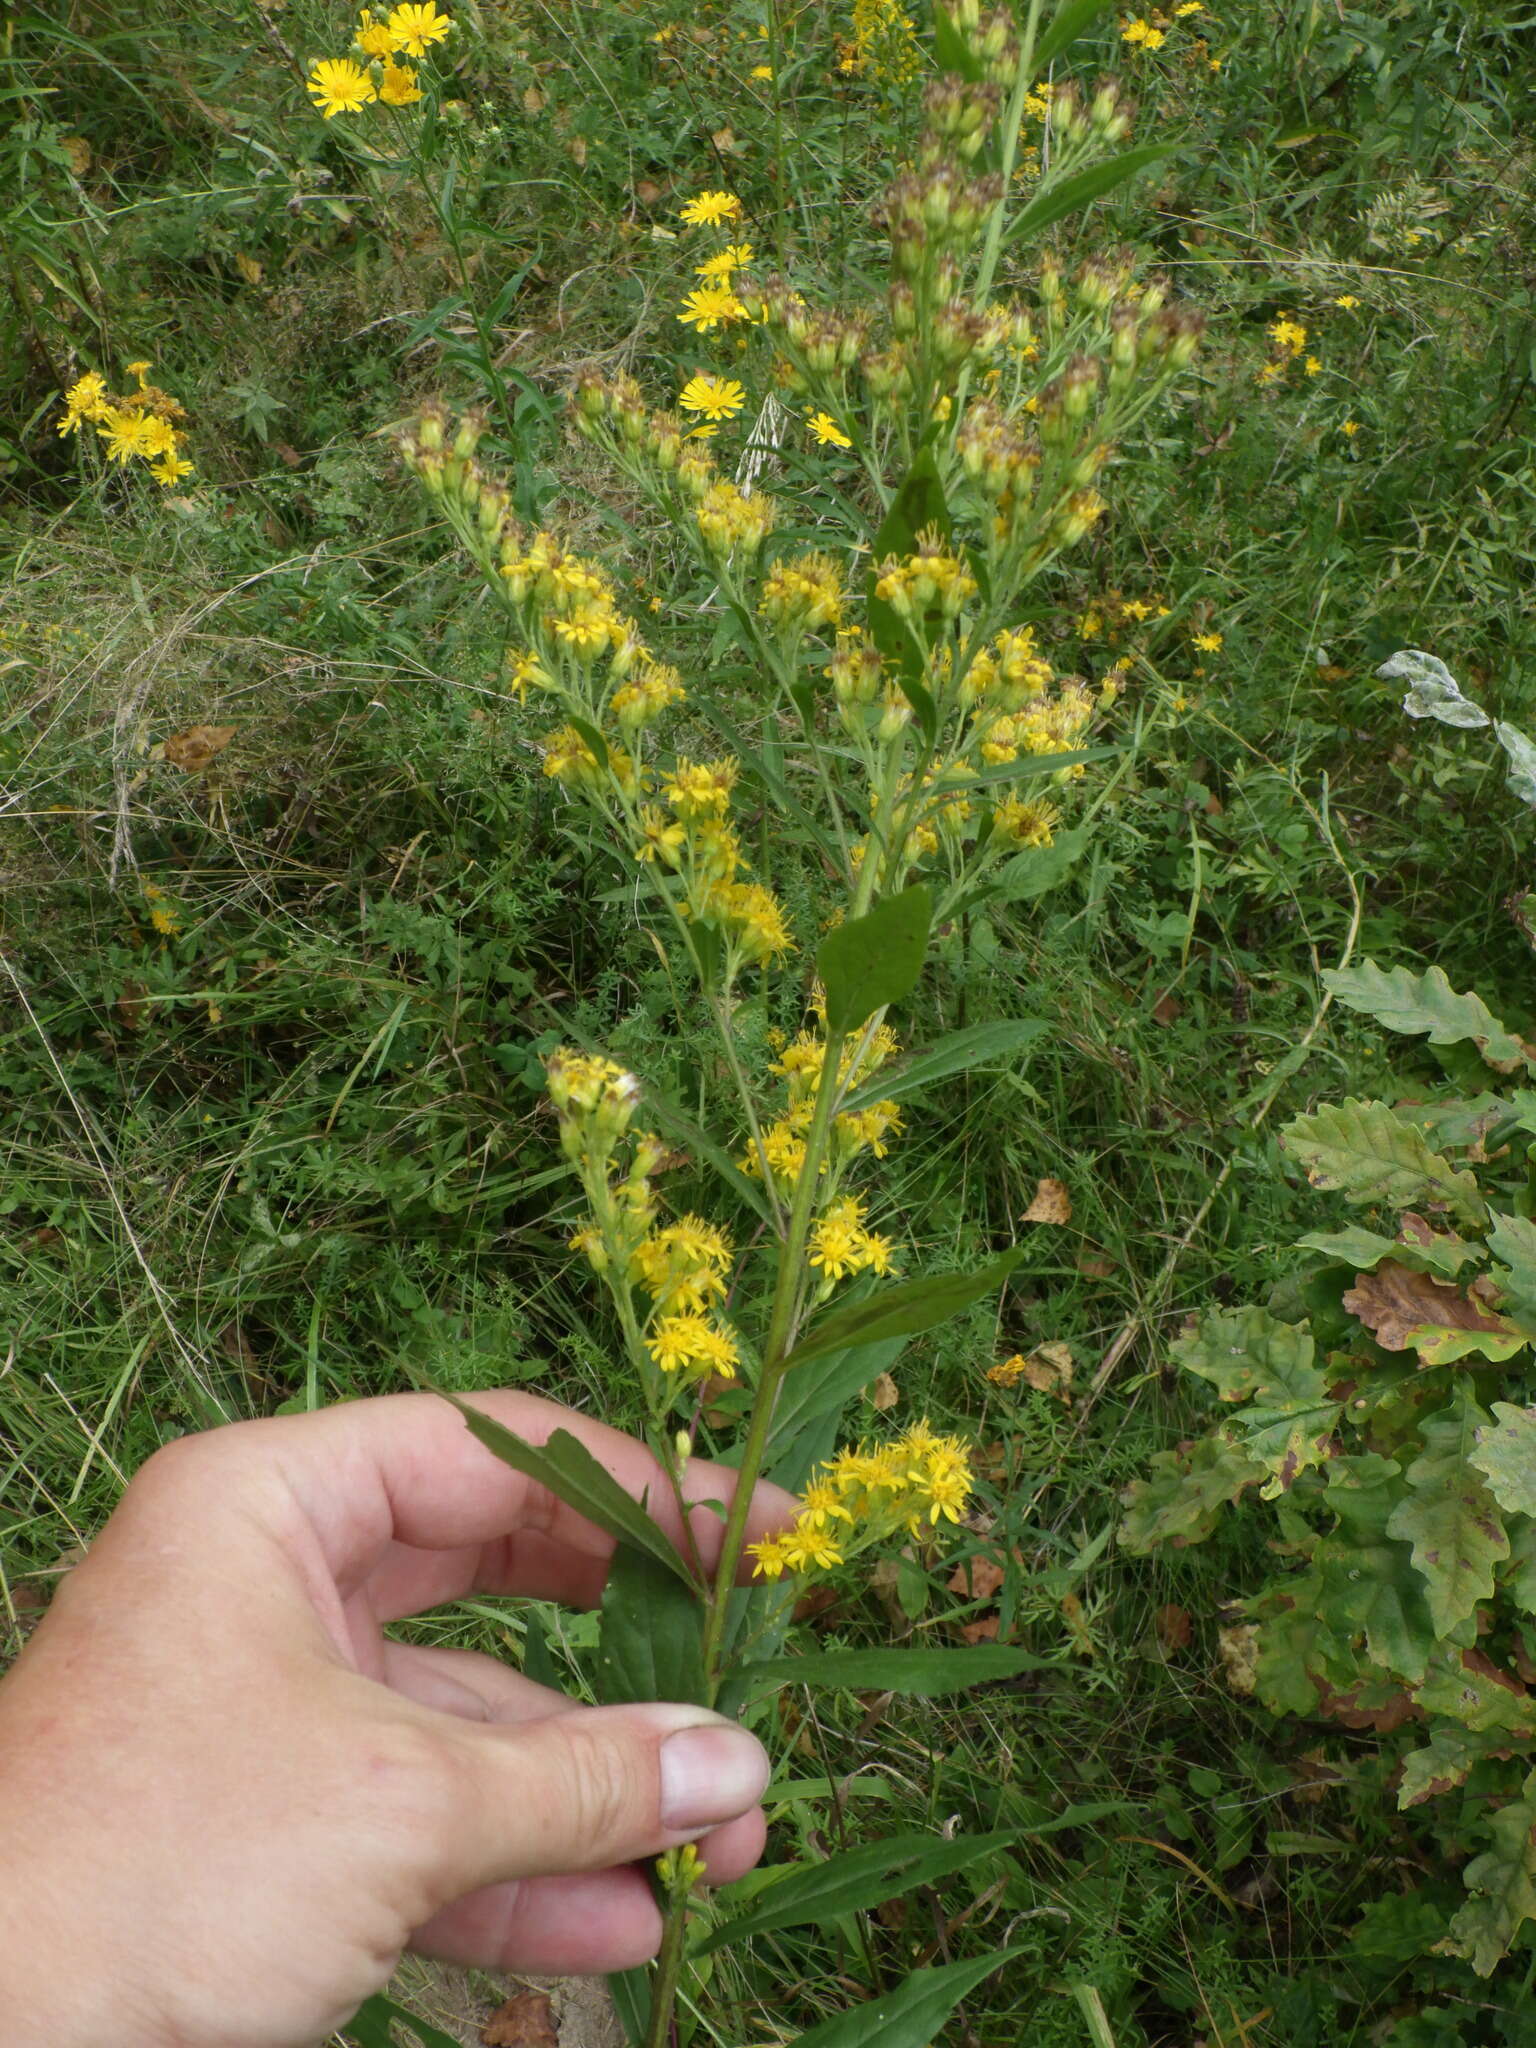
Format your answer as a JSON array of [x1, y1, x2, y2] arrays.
[[596, 1542, 708, 1706], [343, 1996, 464, 2048], [817, 886, 933, 1042], [722, 1643, 1050, 1710], [694, 1830, 1022, 1954], [1030, 0, 1119, 71], [781, 1250, 1022, 1372], [1324, 961, 1530, 1074], [437, 1397, 697, 1587], [772, 1947, 1027, 2048], [840, 1018, 1047, 1112]]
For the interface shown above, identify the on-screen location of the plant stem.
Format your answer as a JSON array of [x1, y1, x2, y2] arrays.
[[643, 1895, 689, 2048]]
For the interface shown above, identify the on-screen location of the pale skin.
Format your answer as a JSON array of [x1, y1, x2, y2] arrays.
[[0, 1390, 795, 2048]]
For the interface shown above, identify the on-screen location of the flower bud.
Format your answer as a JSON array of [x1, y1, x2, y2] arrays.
[[878, 685, 914, 740]]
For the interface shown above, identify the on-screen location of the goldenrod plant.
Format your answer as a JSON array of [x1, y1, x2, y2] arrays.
[[391, 2, 1202, 2038]]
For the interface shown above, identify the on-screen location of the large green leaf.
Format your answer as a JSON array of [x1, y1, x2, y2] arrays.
[[1415, 1646, 1536, 1735], [768, 1336, 911, 1482], [1315, 1455, 1437, 1683], [817, 886, 933, 1043], [436, 1397, 697, 1587], [839, 1017, 1047, 1114], [1118, 1435, 1263, 1552], [1324, 961, 1530, 1075], [1299, 1221, 1479, 1281], [1470, 1402, 1536, 1519], [991, 825, 1093, 902], [1030, 0, 1120, 71], [596, 1542, 708, 1707], [1387, 1393, 1508, 1637], [1399, 1727, 1506, 1810], [1449, 1765, 1536, 1974], [1008, 146, 1174, 244], [694, 1829, 1022, 1954], [1173, 1305, 1315, 1404], [606, 1966, 649, 2047], [1281, 1098, 1487, 1226], [780, 1250, 1022, 1372], [773, 1947, 1028, 2048], [720, 1644, 1051, 1712], [1488, 1211, 1536, 1332]]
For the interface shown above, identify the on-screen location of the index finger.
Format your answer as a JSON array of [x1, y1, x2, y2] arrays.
[[186, 1388, 796, 1602]]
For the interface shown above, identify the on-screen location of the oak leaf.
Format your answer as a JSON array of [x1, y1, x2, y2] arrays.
[[1022, 1176, 1072, 1224], [1344, 1261, 1522, 1360], [162, 723, 236, 773], [482, 1990, 558, 2047], [948, 1552, 1006, 1602]]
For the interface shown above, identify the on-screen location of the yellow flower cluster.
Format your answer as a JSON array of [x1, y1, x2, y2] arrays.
[[306, 3, 450, 117], [759, 552, 845, 635], [742, 1022, 904, 1190], [696, 479, 777, 559], [848, 0, 920, 85], [874, 531, 979, 622], [56, 363, 194, 488], [748, 1420, 974, 1579], [809, 1194, 894, 1282]]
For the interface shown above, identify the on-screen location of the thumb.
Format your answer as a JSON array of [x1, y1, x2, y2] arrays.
[[437, 1703, 771, 1894]]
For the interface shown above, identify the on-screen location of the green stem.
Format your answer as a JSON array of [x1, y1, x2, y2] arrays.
[[643, 1896, 689, 2048]]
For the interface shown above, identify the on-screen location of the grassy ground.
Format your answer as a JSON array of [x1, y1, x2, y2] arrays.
[[5, 0, 1536, 2042]]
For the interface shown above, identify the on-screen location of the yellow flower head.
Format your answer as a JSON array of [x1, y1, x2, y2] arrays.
[[355, 7, 396, 56], [1268, 315, 1307, 356], [807, 410, 852, 448], [679, 373, 746, 421], [150, 452, 195, 487], [679, 190, 743, 226], [695, 243, 754, 280], [678, 285, 749, 333], [378, 57, 424, 103], [96, 407, 159, 464], [646, 1312, 741, 1380], [307, 57, 378, 117], [386, 1, 453, 55], [1333, 294, 1359, 310], [57, 370, 110, 435], [662, 756, 737, 820], [1192, 630, 1223, 652]]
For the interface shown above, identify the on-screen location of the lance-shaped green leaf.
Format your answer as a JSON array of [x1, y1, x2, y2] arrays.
[[720, 1643, 1050, 1713], [1416, 1646, 1536, 1735], [693, 1829, 1023, 1955], [1470, 1403, 1536, 1520], [817, 886, 933, 1044], [1299, 1220, 1479, 1282], [1008, 145, 1174, 243], [772, 1946, 1028, 2048], [839, 1017, 1048, 1114], [1449, 1765, 1536, 1975], [606, 1967, 649, 2048], [596, 1542, 708, 1707], [1488, 1211, 1536, 1333], [1387, 1393, 1509, 1637], [1118, 1435, 1264, 1553], [1315, 1454, 1437, 1683], [1323, 961, 1531, 1075], [344, 1996, 464, 2048], [436, 1395, 696, 1587], [780, 1249, 1022, 1373], [1281, 1098, 1487, 1225]]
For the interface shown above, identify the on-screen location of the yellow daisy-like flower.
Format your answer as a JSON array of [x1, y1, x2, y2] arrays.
[[1340, 419, 1361, 437], [678, 286, 748, 332], [386, 1, 452, 54], [695, 243, 754, 280], [1333, 294, 1359, 309], [378, 57, 423, 103], [1268, 315, 1307, 356], [150, 452, 196, 487], [1120, 18, 1166, 47], [355, 7, 396, 56], [807, 410, 851, 448], [679, 190, 743, 226], [57, 370, 110, 436], [1303, 355, 1321, 376], [96, 408, 159, 464], [307, 56, 378, 117], [1192, 630, 1223, 652], [679, 373, 746, 422]]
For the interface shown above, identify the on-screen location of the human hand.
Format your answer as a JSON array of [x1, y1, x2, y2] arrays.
[[0, 1390, 793, 2048]]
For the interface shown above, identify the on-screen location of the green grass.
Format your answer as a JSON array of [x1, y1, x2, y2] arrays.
[[5, 0, 1536, 2041]]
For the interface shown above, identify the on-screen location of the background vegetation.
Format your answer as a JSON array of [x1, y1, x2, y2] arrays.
[[4, 0, 1536, 2040]]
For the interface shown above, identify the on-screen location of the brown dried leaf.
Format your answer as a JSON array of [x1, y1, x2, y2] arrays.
[[869, 1370, 899, 1411], [711, 124, 745, 155], [162, 723, 236, 773], [61, 136, 92, 176], [1216, 1623, 1258, 1696], [116, 978, 148, 1030], [522, 84, 547, 115], [634, 177, 662, 206], [1022, 1176, 1072, 1225], [1343, 1260, 1518, 1354], [482, 1990, 558, 2048], [948, 1552, 1006, 1602], [234, 250, 263, 285], [1020, 1340, 1074, 1401], [1151, 989, 1183, 1026], [1155, 1603, 1192, 1653], [1075, 1251, 1115, 1279], [567, 135, 587, 166], [960, 1613, 1001, 1645]]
